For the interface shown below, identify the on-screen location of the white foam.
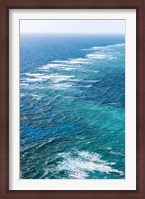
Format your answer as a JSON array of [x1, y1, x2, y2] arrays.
[[24, 73, 44, 77], [20, 83, 28, 86], [49, 75, 75, 83], [22, 74, 75, 84], [24, 78, 43, 82], [51, 60, 68, 63], [56, 151, 124, 179], [40, 63, 66, 70], [81, 48, 90, 51], [112, 43, 125, 47], [51, 58, 89, 65], [86, 53, 114, 59], [78, 151, 115, 165], [79, 69, 99, 73], [89, 43, 125, 50], [69, 79, 82, 82], [109, 151, 124, 157], [50, 83, 73, 90], [38, 43, 124, 74], [82, 80, 100, 83], [59, 67, 76, 71], [38, 70, 50, 72]]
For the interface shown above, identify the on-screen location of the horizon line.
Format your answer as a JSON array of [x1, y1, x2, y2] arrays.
[[20, 32, 125, 35]]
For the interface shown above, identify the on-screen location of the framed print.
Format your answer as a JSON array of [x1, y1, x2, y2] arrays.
[[0, 0, 145, 199]]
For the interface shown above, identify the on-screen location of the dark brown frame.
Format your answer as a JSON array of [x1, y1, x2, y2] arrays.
[[0, 0, 145, 198]]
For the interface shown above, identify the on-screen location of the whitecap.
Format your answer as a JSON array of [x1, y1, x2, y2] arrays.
[[85, 53, 114, 59], [81, 48, 90, 51], [24, 78, 43, 82], [59, 67, 76, 71], [24, 73, 44, 77], [56, 151, 124, 179], [69, 79, 82, 82], [109, 151, 124, 157], [82, 80, 100, 83], [50, 83, 73, 90], [40, 63, 66, 70], [20, 83, 28, 86], [88, 43, 125, 50], [22, 74, 75, 84], [79, 69, 99, 73], [48, 74, 75, 83], [51, 58, 89, 65]]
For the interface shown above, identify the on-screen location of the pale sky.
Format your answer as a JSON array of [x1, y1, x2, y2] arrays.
[[20, 20, 125, 34]]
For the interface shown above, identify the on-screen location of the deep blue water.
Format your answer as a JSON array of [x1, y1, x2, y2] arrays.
[[20, 34, 125, 179]]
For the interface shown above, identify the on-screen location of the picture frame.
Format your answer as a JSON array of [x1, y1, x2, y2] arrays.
[[0, 0, 144, 199]]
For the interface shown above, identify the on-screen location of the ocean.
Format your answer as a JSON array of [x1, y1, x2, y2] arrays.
[[20, 34, 125, 179]]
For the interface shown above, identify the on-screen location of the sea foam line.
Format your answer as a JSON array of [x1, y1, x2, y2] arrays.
[[22, 74, 75, 84], [88, 43, 125, 50], [39, 43, 121, 71]]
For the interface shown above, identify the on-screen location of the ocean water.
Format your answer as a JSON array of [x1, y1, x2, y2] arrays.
[[20, 34, 125, 179]]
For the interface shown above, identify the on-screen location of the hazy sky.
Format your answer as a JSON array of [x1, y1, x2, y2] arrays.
[[20, 20, 125, 34]]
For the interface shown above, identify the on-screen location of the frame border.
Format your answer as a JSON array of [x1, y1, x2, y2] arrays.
[[0, 0, 144, 199]]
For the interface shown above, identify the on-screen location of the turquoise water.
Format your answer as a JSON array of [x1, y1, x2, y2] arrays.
[[20, 34, 125, 179]]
